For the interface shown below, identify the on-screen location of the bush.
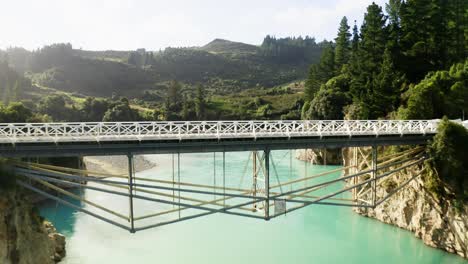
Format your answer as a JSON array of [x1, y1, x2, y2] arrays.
[[427, 117, 468, 201]]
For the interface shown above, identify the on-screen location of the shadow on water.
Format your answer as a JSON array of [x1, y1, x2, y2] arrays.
[[37, 188, 82, 236]]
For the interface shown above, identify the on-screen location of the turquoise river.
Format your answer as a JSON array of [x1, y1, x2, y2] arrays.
[[39, 151, 467, 264]]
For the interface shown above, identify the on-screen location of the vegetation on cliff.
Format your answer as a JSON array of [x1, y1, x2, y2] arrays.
[[426, 119, 468, 204]]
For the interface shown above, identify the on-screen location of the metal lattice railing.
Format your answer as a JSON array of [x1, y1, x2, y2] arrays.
[[0, 120, 441, 144]]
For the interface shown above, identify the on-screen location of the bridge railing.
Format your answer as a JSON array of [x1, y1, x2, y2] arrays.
[[0, 120, 439, 143]]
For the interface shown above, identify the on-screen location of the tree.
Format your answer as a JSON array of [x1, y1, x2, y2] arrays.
[[306, 87, 349, 120], [304, 75, 351, 120], [0, 102, 32, 123], [81, 97, 110, 121], [194, 84, 206, 120], [372, 48, 403, 116], [350, 2, 388, 118], [167, 80, 182, 111], [102, 98, 138, 121], [359, 3, 387, 75], [399, 0, 436, 81], [38, 95, 71, 121], [429, 118, 468, 200], [12, 80, 20, 102], [334, 16, 351, 70], [349, 21, 361, 77], [398, 60, 468, 119], [449, 0, 468, 62], [181, 95, 195, 120], [2, 81, 10, 105], [304, 66, 321, 101], [385, 0, 403, 69], [304, 42, 335, 100], [351, 21, 359, 54]]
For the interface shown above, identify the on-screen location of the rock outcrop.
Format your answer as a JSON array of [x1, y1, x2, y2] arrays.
[[0, 188, 65, 264], [296, 148, 342, 165], [342, 147, 467, 258]]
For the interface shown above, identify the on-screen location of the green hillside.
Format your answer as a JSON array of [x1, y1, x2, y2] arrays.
[[1, 37, 322, 99], [200, 38, 259, 54]]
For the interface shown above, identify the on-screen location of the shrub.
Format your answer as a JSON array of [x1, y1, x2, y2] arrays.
[[427, 117, 468, 201]]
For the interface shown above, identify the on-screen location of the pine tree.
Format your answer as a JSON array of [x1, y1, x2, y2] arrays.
[[399, 0, 434, 81], [350, 2, 388, 118], [334, 16, 351, 71], [2, 80, 10, 105], [385, 0, 403, 69], [430, 0, 450, 69], [304, 65, 320, 101], [13, 80, 22, 102], [449, 0, 468, 61], [167, 80, 182, 111], [304, 42, 335, 101], [351, 21, 359, 54], [314, 43, 335, 83], [349, 21, 361, 77], [373, 48, 402, 116], [181, 95, 191, 120], [359, 3, 387, 74], [195, 84, 206, 120]]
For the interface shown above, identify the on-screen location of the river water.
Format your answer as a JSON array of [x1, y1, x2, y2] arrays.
[[39, 151, 467, 264]]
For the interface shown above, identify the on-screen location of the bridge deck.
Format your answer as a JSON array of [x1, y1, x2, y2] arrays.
[[0, 120, 439, 157]]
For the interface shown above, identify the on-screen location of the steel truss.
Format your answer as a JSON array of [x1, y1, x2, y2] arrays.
[[13, 147, 428, 233], [0, 120, 441, 144]]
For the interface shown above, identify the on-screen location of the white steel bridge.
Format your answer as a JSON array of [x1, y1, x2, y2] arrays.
[[5, 119, 463, 233], [0, 120, 448, 157]]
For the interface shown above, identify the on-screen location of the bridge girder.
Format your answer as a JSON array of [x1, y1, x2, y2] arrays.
[[0, 134, 432, 158]]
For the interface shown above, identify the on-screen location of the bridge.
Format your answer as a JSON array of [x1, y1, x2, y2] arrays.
[[0, 120, 440, 157], [1, 120, 459, 233]]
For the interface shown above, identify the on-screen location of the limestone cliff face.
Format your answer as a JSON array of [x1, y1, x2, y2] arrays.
[[0, 189, 66, 264], [296, 148, 342, 165], [342, 147, 467, 258]]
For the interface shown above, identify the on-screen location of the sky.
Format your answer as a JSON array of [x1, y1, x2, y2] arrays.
[[0, 0, 388, 51]]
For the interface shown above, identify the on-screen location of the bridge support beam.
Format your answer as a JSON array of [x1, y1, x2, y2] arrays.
[[371, 146, 377, 208], [264, 148, 270, 220], [127, 153, 135, 233], [252, 151, 258, 211]]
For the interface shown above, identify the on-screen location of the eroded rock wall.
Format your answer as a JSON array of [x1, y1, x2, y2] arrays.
[[342, 147, 467, 258], [0, 189, 65, 264]]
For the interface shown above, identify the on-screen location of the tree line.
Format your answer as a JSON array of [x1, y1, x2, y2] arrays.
[[260, 35, 324, 64]]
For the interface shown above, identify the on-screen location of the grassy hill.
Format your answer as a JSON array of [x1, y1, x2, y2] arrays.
[[1, 38, 322, 100], [200, 39, 259, 54]]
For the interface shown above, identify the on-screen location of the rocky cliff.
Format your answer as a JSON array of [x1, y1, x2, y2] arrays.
[[0, 188, 65, 264], [342, 147, 468, 258], [296, 148, 342, 165]]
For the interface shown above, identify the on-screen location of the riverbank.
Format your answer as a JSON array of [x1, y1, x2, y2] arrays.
[[83, 155, 156, 175]]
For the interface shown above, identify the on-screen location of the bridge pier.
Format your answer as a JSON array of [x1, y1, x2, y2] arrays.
[[371, 146, 377, 208], [127, 154, 135, 233], [252, 151, 258, 211], [264, 148, 270, 221]]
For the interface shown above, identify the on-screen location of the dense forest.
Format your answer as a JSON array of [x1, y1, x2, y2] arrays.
[[302, 0, 467, 121]]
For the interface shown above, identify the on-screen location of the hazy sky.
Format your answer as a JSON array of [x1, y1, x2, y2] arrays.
[[0, 0, 388, 51]]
